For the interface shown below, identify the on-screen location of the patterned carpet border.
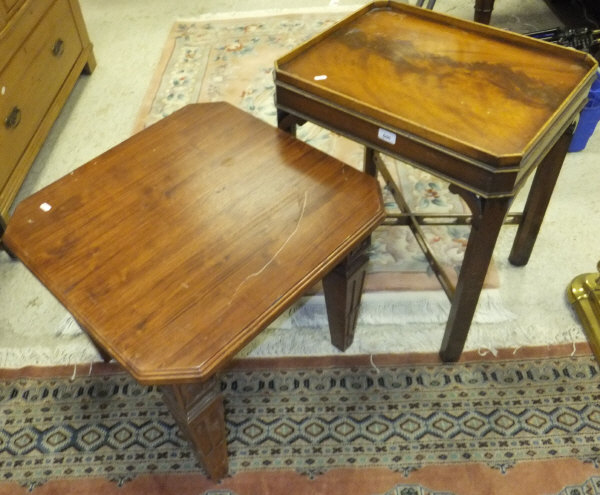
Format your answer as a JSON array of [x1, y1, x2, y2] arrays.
[[199, 486, 458, 495], [2, 353, 600, 489]]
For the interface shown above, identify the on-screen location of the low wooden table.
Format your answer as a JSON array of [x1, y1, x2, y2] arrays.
[[2, 102, 384, 479], [274, 1, 597, 362]]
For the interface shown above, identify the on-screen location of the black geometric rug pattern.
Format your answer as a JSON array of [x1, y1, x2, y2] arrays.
[[198, 476, 600, 495], [197, 477, 600, 495], [2, 355, 600, 489]]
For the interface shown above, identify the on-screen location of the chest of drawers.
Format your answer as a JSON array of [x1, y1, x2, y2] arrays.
[[0, 0, 95, 231]]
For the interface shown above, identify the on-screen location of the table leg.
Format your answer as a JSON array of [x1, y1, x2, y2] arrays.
[[509, 123, 575, 266], [277, 113, 373, 352], [323, 237, 371, 351], [277, 109, 305, 137], [439, 193, 512, 362], [474, 0, 495, 23], [363, 147, 377, 177], [0, 215, 16, 259], [160, 376, 229, 480]]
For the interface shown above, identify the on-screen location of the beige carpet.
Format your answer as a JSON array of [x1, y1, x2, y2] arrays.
[[0, 3, 597, 368]]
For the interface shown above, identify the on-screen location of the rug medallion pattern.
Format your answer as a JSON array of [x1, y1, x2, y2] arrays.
[[2, 356, 600, 488]]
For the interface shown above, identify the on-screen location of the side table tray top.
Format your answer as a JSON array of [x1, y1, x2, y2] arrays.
[[275, 1, 597, 196]]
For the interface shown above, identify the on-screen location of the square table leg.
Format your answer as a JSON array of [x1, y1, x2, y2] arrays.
[[440, 120, 572, 361], [440, 193, 512, 362], [509, 123, 576, 266], [474, 0, 495, 23], [160, 377, 228, 480], [323, 237, 371, 351]]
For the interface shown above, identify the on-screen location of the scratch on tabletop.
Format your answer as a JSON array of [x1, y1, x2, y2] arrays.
[[229, 191, 308, 304]]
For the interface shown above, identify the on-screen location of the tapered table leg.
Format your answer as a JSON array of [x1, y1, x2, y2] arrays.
[[323, 237, 370, 351], [440, 194, 511, 362], [160, 377, 228, 480], [278, 114, 375, 352], [509, 124, 575, 266]]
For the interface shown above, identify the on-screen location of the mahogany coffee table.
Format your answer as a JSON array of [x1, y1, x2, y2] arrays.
[[2, 102, 384, 479], [274, 1, 597, 362]]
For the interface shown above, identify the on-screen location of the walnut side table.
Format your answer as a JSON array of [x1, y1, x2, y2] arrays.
[[2, 102, 385, 479], [274, 1, 597, 362]]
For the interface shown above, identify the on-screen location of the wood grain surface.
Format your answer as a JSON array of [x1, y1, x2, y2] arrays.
[[276, 1, 596, 162], [4, 102, 384, 384]]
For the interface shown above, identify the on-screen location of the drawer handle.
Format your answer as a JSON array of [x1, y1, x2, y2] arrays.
[[4, 107, 21, 130], [52, 38, 64, 57]]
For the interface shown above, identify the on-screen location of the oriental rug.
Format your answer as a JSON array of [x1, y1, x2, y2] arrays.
[[2, 348, 600, 494], [131, 12, 509, 330]]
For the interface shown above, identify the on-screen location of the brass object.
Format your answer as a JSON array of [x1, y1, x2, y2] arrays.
[[567, 261, 600, 358]]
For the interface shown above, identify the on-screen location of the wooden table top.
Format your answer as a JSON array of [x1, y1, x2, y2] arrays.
[[3, 102, 384, 384], [275, 1, 597, 165]]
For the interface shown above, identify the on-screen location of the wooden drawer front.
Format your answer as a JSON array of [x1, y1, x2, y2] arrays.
[[3, 0, 23, 14], [0, 0, 82, 190], [2, 0, 20, 11]]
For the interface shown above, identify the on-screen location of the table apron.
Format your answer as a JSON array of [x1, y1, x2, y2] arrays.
[[275, 84, 579, 199]]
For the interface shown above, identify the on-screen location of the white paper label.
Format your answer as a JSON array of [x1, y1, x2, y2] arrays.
[[378, 128, 396, 145]]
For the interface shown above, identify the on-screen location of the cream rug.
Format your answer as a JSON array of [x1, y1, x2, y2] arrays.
[[0, 5, 594, 368]]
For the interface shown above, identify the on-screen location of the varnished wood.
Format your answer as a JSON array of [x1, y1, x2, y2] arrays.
[[323, 237, 371, 351], [275, 2, 597, 361], [509, 122, 575, 266], [439, 194, 512, 362], [0, 0, 95, 225], [363, 147, 377, 177], [4, 102, 384, 385], [0, 0, 23, 29], [276, 2, 595, 170], [160, 377, 228, 479], [374, 152, 456, 298], [474, 0, 495, 23], [4, 102, 384, 479]]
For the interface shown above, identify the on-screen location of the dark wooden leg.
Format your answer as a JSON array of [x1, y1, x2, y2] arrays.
[[323, 237, 371, 351], [440, 193, 512, 362], [277, 109, 306, 137], [0, 215, 16, 259], [474, 0, 495, 23], [509, 123, 575, 266], [363, 147, 377, 177], [160, 377, 229, 480]]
